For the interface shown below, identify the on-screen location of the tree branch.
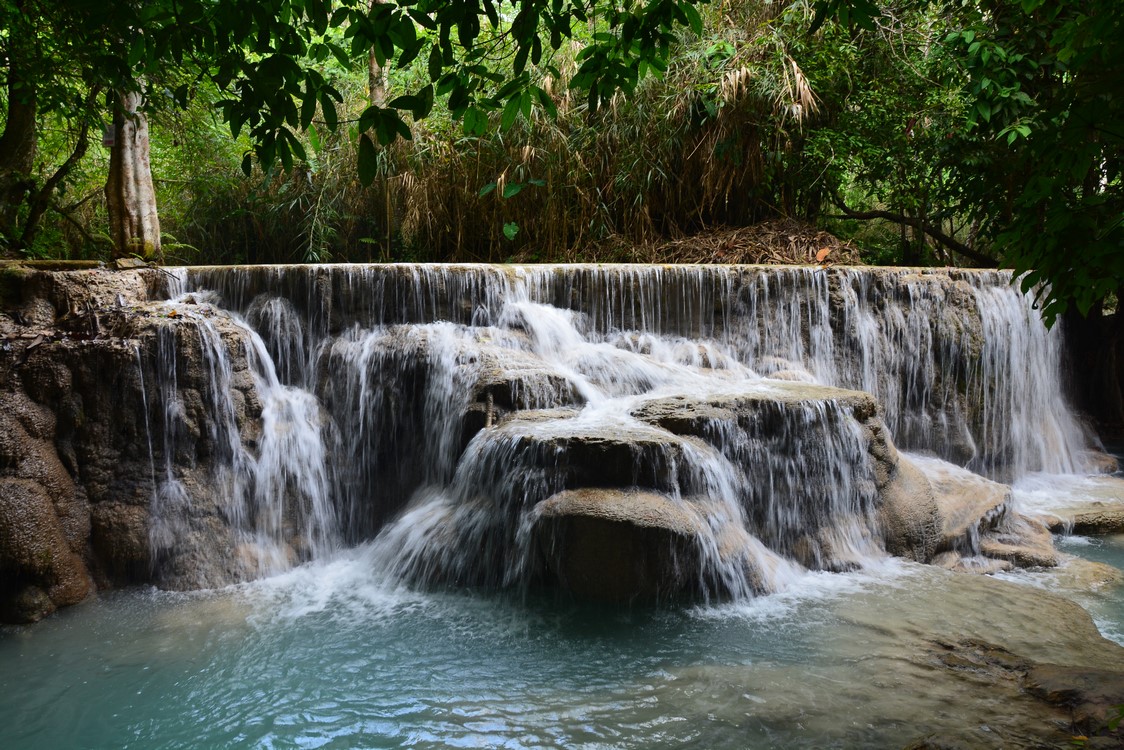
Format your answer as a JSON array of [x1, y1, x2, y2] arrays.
[[19, 116, 93, 249], [826, 194, 997, 267], [48, 202, 101, 247]]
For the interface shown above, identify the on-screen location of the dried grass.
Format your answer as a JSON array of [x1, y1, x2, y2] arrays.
[[519, 220, 863, 265]]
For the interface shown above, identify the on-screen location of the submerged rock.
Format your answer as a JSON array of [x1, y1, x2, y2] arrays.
[[647, 568, 1124, 749]]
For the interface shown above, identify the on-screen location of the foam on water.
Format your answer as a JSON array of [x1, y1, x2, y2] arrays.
[[241, 543, 431, 624], [691, 557, 916, 625], [1012, 472, 1124, 514]]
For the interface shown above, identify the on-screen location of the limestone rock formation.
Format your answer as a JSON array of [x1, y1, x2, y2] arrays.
[[1051, 506, 1124, 535], [0, 266, 272, 622], [879, 453, 942, 562], [0, 264, 1109, 620]]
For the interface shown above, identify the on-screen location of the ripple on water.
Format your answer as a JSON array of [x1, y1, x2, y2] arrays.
[[2, 544, 1122, 749]]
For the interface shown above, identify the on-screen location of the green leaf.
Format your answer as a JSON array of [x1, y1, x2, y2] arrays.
[[393, 116, 412, 141], [428, 44, 444, 80], [534, 86, 558, 119], [502, 182, 523, 199], [285, 129, 306, 163], [359, 105, 381, 133], [501, 95, 520, 131], [308, 124, 322, 154], [320, 91, 338, 130], [278, 136, 293, 172], [463, 106, 487, 136], [388, 95, 421, 111], [503, 222, 519, 240], [680, 2, 703, 37], [358, 133, 378, 186], [479, 182, 497, 197]]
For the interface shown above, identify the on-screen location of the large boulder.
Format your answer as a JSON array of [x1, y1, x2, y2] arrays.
[[906, 455, 1062, 571], [878, 450, 943, 562], [383, 380, 924, 599], [532, 488, 712, 603], [383, 375, 1073, 601], [630, 383, 892, 571]]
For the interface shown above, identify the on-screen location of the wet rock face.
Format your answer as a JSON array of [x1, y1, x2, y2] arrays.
[[533, 489, 708, 603], [401, 382, 905, 600], [629, 386, 887, 568], [0, 268, 269, 622], [316, 325, 586, 540], [0, 478, 92, 623]]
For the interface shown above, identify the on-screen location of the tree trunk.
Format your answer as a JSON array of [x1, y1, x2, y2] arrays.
[[105, 89, 161, 260], [368, 51, 387, 107], [368, 16, 390, 259], [0, 50, 39, 244]]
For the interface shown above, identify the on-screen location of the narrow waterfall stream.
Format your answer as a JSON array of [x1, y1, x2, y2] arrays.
[[2, 264, 1122, 748]]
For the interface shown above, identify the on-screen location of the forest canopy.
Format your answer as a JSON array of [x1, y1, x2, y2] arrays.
[[0, 0, 1120, 322]]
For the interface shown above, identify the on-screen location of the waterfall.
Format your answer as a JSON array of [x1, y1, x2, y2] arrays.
[[144, 291, 338, 584], [153, 264, 1094, 596]]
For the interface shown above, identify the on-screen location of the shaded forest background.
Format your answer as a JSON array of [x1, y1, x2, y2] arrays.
[[1, 0, 1120, 321]]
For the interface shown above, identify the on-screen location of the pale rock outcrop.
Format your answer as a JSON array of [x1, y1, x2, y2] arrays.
[[533, 488, 709, 602]]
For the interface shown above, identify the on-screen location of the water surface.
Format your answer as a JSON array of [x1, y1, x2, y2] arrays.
[[3, 541, 1121, 750]]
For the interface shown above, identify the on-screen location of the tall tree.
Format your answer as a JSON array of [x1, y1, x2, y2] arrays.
[[105, 89, 161, 258]]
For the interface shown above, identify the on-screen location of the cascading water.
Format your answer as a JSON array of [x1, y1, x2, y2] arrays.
[[6, 263, 1123, 750], [158, 264, 1096, 598], [144, 292, 338, 582]]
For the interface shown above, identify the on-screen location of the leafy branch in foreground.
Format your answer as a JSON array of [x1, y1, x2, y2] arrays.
[[3, 0, 711, 257]]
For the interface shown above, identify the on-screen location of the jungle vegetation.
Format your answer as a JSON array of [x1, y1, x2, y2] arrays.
[[0, 0, 1120, 322]]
